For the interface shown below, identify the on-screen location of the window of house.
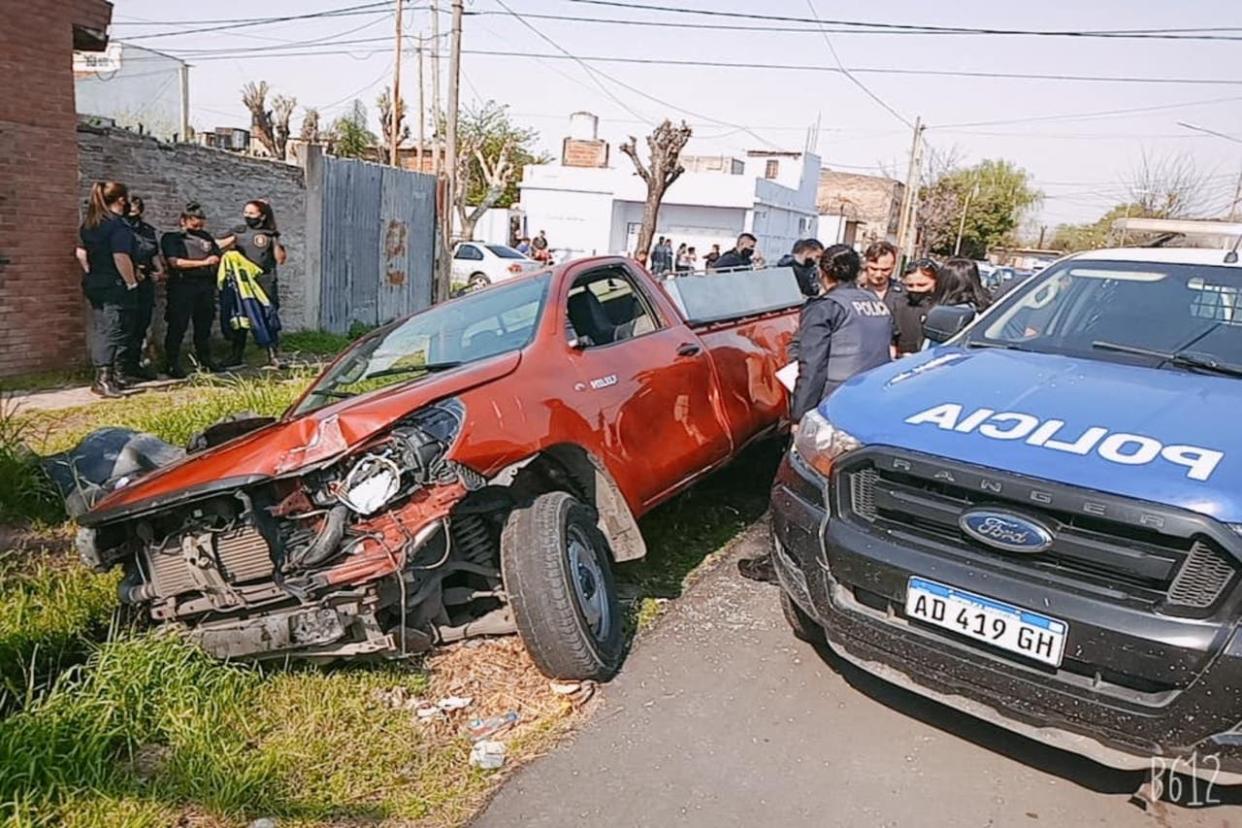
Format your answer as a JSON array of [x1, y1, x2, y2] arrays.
[[764, 159, 780, 179], [566, 268, 660, 348]]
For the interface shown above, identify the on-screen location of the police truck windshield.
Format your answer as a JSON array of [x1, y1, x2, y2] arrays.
[[967, 260, 1242, 377], [294, 273, 551, 414]]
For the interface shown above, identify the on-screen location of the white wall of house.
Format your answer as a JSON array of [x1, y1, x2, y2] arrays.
[[519, 152, 820, 263]]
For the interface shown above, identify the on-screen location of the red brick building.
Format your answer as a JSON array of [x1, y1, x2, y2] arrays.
[[0, 1, 113, 378]]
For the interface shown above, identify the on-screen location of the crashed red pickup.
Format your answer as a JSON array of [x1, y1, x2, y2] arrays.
[[79, 256, 799, 679]]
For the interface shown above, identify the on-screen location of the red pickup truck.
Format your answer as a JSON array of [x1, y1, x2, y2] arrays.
[[79, 256, 799, 679]]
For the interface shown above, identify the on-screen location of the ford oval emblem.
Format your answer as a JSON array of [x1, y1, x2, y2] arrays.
[[959, 509, 1053, 554]]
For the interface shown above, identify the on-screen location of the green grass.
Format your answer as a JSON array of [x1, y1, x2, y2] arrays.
[[279, 329, 352, 358], [0, 399, 64, 525], [25, 372, 313, 457], [0, 369, 93, 395], [0, 362, 777, 827], [618, 440, 783, 631], [0, 556, 119, 713]]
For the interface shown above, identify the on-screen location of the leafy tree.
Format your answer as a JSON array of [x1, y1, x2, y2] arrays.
[[452, 101, 550, 240], [620, 119, 693, 263], [330, 100, 377, 160], [918, 158, 1042, 259]]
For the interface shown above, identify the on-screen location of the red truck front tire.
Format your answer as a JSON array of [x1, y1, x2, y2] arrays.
[[501, 491, 625, 680]]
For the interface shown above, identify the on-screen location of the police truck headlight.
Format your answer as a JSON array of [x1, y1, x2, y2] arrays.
[[792, 410, 862, 478]]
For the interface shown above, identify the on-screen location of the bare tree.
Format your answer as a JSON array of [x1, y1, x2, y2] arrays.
[[300, 108, 322, 143], [619, 120, 693, 261], [377, 86, 411, 160], [241, 82, 296, 160], [272, 95, 296, 160], [1127, 150, 1212, 218]]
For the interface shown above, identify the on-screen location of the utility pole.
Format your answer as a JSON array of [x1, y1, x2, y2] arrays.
[[954, 176, 979, 256], [437, 0, 464, 302], [1038, 224, 1047, 249], [895, 116, 924, 262], [389, 0, 404, 167], [430, 0, 442, 179], [178, 63, 190, 142], [417, 39, 426, 173]]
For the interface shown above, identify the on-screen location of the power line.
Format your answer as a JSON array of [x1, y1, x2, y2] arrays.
[[159, 45, 1242, 87], [804, 0, 912, 128], [558, 0, 1242, 41], [486, 0, 781, 149], [120, 2, 401, 41], [931, 95, 1242, 129], [488, 0, 651, 123], [456, 49, 1242, 87]]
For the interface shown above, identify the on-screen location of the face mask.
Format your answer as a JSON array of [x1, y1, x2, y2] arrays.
[[906, 290, 932, 306], [740, 248, 754, 261], [244, 215, 263, 228]]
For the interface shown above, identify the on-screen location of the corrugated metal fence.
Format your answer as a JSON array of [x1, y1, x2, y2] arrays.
[[307, 152, 436, 334]]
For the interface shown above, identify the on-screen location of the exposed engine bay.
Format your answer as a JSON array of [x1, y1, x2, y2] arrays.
[[75, 399, 523, 662]]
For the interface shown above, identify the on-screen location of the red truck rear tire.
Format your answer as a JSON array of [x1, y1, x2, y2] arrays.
[[501, 491, 625, 680]]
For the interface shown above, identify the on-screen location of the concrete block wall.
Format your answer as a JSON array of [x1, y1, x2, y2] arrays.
[[76, 127, 310, 343]]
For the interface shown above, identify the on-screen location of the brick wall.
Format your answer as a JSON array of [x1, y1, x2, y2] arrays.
[[76, 126, 310, 345], [0, 2, 107, 378], [561, 139, 609, 169], [817, 171, 905, 245]]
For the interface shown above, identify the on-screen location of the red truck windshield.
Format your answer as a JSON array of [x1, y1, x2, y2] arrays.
[[295, 274, 552, 414]]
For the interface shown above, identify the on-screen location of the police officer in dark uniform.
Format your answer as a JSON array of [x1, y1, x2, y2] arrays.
[[221, 199, 287, 368], [790, 243, 894, 420], [160, 202, 221, 377], [121, 195, 163, 382], [739, 244, 893, 583]]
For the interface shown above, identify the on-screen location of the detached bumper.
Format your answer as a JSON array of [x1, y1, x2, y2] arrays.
[[769, 451, 1242, 780]]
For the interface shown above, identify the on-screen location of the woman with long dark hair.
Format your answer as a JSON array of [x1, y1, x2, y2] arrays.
[[222, 199, 287, 367], [932, 257, 992, 313], [76, 181, 139, 397]]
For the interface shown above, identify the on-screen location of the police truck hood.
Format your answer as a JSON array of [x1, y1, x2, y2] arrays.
[[822, 347, 1242, 524]]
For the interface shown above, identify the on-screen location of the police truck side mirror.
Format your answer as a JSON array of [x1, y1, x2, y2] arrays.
[[923, 305, 976, 344]]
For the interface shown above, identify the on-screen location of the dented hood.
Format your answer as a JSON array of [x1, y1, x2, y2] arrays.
[[81, 352, 522, 526]]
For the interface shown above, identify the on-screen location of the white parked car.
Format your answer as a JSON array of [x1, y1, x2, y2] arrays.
[[452, 242, 543, 291]]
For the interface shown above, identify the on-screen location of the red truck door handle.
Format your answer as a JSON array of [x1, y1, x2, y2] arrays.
[[677, 342, 701, 357]]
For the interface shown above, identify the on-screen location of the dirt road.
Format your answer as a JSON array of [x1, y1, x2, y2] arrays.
[[475, 522, 1241, 828]]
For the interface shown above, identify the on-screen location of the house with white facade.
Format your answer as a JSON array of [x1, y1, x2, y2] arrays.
[[518, 113, 821, 264]]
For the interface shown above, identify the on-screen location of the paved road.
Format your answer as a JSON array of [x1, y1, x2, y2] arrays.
[[476, 521, 1242, 828]]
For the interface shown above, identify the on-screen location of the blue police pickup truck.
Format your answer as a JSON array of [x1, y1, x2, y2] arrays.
[[770, 246, 1242, 780]]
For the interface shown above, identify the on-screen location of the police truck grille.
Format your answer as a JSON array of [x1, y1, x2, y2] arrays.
[[1166, 541, 1236, 609], [839, 449, 1238, 615]]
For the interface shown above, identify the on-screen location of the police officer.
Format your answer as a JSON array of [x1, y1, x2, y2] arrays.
[[739, 244, 894, 582], [121, 195, 163, 382], [160, 202, 221, 377], [76, 181, 139, 398], [790, 243, 894, 421], [776, 238, 825, 297], [221, 199, 287, 368]]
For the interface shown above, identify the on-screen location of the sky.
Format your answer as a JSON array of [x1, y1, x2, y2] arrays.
[[105, 0, 1242, 230]]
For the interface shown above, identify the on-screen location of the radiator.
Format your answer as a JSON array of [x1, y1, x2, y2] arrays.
[[145, 524, 275, 599]]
